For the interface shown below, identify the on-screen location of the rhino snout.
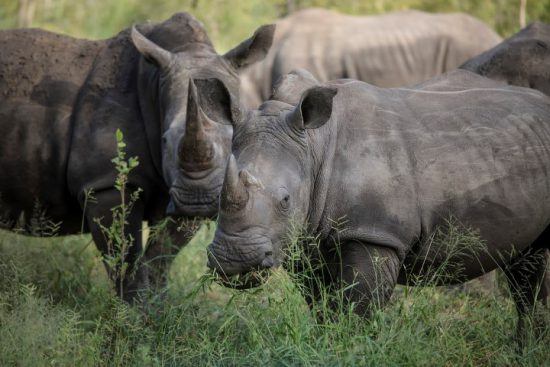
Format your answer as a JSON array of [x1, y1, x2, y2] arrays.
[[206, 239, 274, 277]]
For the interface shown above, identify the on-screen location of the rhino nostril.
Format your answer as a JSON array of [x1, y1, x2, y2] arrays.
[[165, 199, 176, 216], [260, 255, 274, 269]]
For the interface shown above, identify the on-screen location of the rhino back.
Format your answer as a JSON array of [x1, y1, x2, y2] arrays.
[[0, 29, 102, 231], [324, 71, 550, 273], [0, 28, 102, 100]]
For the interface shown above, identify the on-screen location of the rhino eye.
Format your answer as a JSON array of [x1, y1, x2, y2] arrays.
[[278, 188, 290, 211], [282, 195, 290, 207]]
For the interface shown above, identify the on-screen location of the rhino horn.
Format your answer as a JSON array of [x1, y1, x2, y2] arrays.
[[221, 154, 249, 211], [179, 79, 215, 169]]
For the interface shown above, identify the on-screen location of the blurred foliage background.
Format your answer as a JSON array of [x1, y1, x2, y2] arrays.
[[1, 0, 550, 52]]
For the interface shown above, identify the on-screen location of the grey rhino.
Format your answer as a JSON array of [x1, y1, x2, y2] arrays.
[[461, 21, 550, 96], [240, 8, 501, 108], [461, 21, 550, 300], [208, 69, 550, 338], [0, 13, 274, 301]]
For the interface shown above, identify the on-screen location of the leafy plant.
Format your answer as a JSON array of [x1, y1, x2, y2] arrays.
[[94, 129, 142, 299]]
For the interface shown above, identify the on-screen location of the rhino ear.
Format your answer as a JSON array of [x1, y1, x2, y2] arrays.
[[131, 26, 173, 70], [224, 24, 275, 69], [193, 78, 234, 125], [288, 87, 337, 130]]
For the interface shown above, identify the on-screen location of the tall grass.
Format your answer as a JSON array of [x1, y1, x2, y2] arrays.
[[1, 2, 549, 365], [1, 218, 548, 366]]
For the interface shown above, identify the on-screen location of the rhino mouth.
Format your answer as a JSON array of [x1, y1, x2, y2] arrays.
[[211, 268, 270, 290], [167, 185, 221, 217], [206, 234, 276, 289]]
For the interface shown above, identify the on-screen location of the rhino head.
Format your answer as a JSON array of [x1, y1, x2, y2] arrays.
[[131, 15, 275, 218], [206, 70, 337, 282]]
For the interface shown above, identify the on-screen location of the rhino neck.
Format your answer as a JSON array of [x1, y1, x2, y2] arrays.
[[304, 118, 339, 239], [137, 63, 164, 181]]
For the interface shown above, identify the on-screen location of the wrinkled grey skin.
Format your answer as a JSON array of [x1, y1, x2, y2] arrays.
[[208, 69, 550, 338], [240, 8, 501, 108], [461, 21, 550, 96], [461, 21, 550, 301], [0, 12, 274, 301]]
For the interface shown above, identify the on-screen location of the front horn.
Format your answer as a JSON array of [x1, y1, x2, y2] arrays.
[[220, 154, 249, 211], [179, 79, 215, 170]]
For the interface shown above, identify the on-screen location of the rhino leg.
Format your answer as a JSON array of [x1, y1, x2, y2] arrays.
[[503, 241, 549, 346], [85, 189, 148, 303], [143, 218, 200, 289], [285, 247, 334, 319], [335, 241, 401, 318]]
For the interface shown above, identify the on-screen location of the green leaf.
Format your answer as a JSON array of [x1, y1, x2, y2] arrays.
[[116, 129, 123, 143]]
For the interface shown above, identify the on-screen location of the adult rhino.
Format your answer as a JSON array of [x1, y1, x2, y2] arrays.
[[240, 8, 501, 108], [208, 69, 550, 339], [0, 13, 274, 301], [461, 21, 550, 96], [461, 21, 550, 299]]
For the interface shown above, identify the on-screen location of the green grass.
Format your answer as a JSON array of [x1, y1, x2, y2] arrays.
[[1, 2, 550, 365], [2, 0, 550, 50], [1, 225, 548, 366]]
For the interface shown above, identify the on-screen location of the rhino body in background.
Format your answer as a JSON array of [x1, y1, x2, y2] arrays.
[[208, 69, 550, 338], [0, 13, 274, 300], [461, 22, 550, 95], [240, 8, 501, 107]]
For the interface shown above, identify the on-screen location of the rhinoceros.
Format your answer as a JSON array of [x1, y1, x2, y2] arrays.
[[461, 21, 550, 96], [207, 69, 550, 337], [240, 8, 501, 108], [0, 12, 274, 301]]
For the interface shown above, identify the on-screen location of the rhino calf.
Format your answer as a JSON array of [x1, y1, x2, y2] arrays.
[[208, 69, 550, 338]]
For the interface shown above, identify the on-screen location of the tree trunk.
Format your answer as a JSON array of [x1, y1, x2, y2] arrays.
[[17, 0, 36, 28], [519, 0, 527, 29], [287, 0, 296, 15]]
